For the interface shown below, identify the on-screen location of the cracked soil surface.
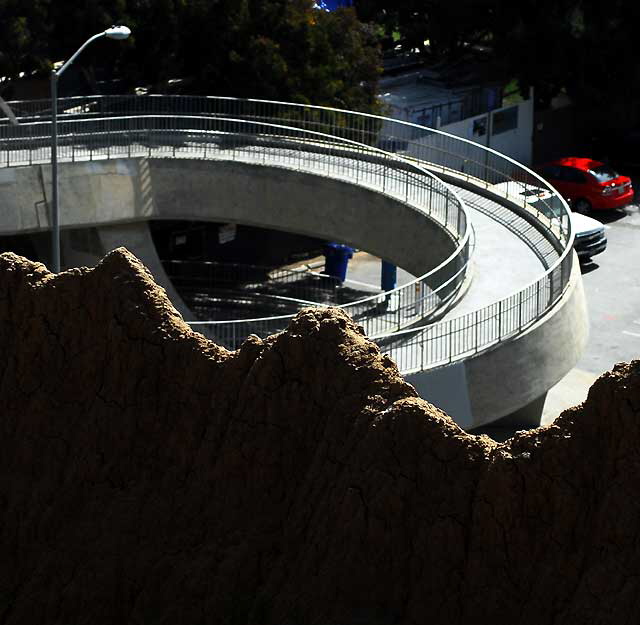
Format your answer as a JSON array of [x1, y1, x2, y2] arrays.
[[1, 248, 639, 624]]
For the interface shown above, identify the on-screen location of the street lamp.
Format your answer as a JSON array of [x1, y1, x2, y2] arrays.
[[50, 25, 131, 273]]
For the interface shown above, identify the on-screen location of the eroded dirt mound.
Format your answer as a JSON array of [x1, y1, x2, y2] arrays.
[[0, 248, 639, 625]]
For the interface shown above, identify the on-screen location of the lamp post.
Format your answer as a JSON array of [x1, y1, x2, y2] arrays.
[[50, 25, 131, 273]]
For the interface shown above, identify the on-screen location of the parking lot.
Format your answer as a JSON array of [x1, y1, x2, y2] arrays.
[[542, 196, 640, 423]]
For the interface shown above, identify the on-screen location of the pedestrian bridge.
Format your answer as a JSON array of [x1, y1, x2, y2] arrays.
[[0, 95, 588, 428]]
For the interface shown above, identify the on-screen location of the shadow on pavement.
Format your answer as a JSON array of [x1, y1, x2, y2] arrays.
[[596, 208, 628, 225], [580, 259, 600, 274]]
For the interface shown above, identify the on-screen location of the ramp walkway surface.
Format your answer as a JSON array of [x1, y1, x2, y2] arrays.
[[0, 95, 583, 428]]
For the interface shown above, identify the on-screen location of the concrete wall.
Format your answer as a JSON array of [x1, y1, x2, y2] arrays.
[[406, 255, 588, 429], [61, 222, 191, 318], [0, 158, 457, 278], [147, 160, 455, 277], [464, 255, 587, 425]]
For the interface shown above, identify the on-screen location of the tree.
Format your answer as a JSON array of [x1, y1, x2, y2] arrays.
[[356, 0, 640, 133], [0, 0, 51, 83], [354, 0, 495, 59], [570, 1, 640, 127], [0, 0, 382, 113], [488, 0, 579, 108], [172, 0, 382, 112], [490, 0, 640, 127]]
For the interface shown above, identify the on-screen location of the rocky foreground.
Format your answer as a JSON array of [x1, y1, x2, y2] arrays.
[[0, 248, 639, 625]]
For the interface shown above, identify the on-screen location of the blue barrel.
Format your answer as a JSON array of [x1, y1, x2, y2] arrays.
[[323, 243, 354, 282], [381, 260, 397, 292]]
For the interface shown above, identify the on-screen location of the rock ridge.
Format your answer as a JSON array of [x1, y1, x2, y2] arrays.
[[0, 249, 638, 625]]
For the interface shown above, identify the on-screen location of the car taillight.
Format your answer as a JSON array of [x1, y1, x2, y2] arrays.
[[601, 186, 614, 195]]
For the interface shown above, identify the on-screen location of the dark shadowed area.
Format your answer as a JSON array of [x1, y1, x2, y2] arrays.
[[0, 248, 639, 625]]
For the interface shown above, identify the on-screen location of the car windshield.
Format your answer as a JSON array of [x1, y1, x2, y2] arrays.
[[520, 189, 547, 197], [588, 165, 619, 183], [525, 191, 563, 219]]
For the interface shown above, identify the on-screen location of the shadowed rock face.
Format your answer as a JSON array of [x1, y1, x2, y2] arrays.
[[0, 248, 639, 625]]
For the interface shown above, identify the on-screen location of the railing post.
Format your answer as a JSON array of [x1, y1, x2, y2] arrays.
[[405, 169, 409, 203], [445, 192, 449, 226], [448, 321, 453, 363], [561, 252, 568, 290], [429, 176, 433, 214], [474, 309, 479, 353], [382, 157, 387, 193], [519, 290, 523, 332]]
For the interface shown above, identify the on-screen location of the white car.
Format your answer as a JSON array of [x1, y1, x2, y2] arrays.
[[489, 181, 607, 261]]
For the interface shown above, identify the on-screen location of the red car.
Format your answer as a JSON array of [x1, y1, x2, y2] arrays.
[[536, 157, 634, 213]]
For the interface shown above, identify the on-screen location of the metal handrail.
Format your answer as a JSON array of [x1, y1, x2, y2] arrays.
[[0, 94, 574, 370], [1, 93, 570, 242], [0, 111, 471, 343], [163, 259, 376, 310]]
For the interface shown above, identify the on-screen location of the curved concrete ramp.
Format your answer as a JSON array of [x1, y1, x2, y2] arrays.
[[0, 158, 457, 279], [405, 257, 588, 428], [0, 96, 584, 430]]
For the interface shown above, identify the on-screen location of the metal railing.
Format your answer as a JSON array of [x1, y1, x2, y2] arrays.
[[376, 250, 572, 372], [0, 94, 573, 370], [163, 259, 380, 320], [0, 107, 472, 344], [0, 94, 570, 241]]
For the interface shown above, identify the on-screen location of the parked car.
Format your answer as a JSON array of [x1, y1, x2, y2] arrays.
[[567, 211, 608, 261], [490, 181, 607, 262], [535, 157, 634, 213]]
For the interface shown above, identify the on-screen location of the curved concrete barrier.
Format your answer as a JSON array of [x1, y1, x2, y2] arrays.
[[0, 157, 457, 278], [406, 256, 588, 428], [0, 95, 585, 431]]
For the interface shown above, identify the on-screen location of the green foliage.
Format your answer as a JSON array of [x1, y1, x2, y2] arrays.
[[0, 0, 51, 79], [488, 0, 640, 125], [354, 0, 640, 127], [171, 0, 381, 112], [0, 0, 382, 114], [354, 0, 495, 57]]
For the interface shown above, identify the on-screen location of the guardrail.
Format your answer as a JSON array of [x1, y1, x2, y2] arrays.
[[164, 260, 380, 304], [376, 252, 571, 371], [163, 259, 379, 322], [1, 94, 573, 369], [1, 94, 570, 241], [0, 107, 471, 344]]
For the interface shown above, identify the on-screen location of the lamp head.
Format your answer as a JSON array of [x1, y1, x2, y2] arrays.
[[104, 25, 131, 40]]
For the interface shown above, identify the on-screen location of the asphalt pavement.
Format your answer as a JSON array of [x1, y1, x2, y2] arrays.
[[295, 167, 640, 435], [541, 199, 640, 425], [344, 192, 640, 434]]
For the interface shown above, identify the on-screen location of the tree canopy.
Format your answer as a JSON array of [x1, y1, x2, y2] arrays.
[[3, 0, 640, 128], [0, 0, 382, 113], [354, 0, 640, 128]]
